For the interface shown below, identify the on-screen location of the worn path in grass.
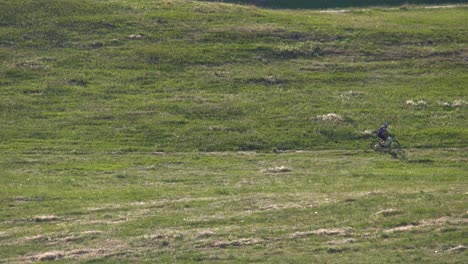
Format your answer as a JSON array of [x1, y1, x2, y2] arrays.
[[0, 148, 466, 263]]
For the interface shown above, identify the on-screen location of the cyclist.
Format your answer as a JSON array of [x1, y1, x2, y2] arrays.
[[377, 123, 391, 146]]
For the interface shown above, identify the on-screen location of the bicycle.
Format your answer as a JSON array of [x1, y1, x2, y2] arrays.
[[370, 135, 405, 160]]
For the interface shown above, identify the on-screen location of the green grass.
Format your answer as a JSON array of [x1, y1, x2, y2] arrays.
[[0, 0, 467, 262], [1, 0, 467, 152], [0, 149, 466, 263]]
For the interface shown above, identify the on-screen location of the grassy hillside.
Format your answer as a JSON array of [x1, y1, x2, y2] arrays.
[[1, 0, 467, 152], [0, 1, 467, 263]]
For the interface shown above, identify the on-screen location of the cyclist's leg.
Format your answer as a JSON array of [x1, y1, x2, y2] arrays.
[[377, 133, 386, 145]]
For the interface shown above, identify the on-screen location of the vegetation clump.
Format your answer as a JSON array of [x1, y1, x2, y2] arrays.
[[316, 113, 345, 122], [261, 166, 292, 173]]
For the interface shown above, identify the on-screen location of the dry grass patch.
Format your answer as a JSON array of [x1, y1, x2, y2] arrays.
[[365, 191, 385, 196], [23, 230, 103, 245], [384, 216, 467, 233], [259, 202, 306, 211], [261, 166, 291, 173], [439, 99, 467, 107], [313, 227, 352, 236], [315, 113, 344, 122], [290, 227, 352, 239], [385, 224, 418, 233], [127, 34, 144, 40], [361, 129, 374, 137], [406, 99, 427, 106], [81, 230, 103, 236], [0, 232, 9, 239], [28, 248, 103, 262], [447, 245, 467, 253], [31, 251, 65, 261], [208, 125, 236, 132], [29, 239, 129, 261], [85, 219, 128, 225], [197, 230, 216, 239], [24, 234, 50, 243], [340, 90, 366, 98], [420, 216, 467, 226], [32, 215, 59, 222], [14, 60, 48, 71], [289, 231, 315, 238], [376, 209, 403, 217], [185, 213, 227, 224], [212, 238, 263, 248], [145, 232, 183, 240], [327, 238, 356, 245]]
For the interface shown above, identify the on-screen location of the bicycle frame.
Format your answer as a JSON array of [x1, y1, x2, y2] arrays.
[[382, 136, 393, 147]]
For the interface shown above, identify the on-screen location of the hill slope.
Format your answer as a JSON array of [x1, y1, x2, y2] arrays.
[[0, 2, 467, 263], [1, 0, 467, 152]]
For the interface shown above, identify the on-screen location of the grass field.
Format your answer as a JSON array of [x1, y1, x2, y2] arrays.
[[0, 0, 467, 263], [1, 0, 467, 152], [1, 149, 467, 263]]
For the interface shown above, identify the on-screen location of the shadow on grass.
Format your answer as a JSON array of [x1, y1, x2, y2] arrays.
[[405, 159, 434, 164]]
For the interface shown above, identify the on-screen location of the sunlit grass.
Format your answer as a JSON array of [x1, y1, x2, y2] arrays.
[[0, 1, 467, 262], [1, 1, 466, 152], [0, 149, 466, 262]]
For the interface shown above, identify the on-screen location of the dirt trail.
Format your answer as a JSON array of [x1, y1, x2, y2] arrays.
[[318, 4, 465, 13]]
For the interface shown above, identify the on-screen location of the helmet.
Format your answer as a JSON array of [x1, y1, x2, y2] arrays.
[[383, 123, 388, 128]]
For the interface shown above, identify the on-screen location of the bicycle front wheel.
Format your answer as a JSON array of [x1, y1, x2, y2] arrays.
[[389, 140, 401, 151], [389, 140, 405, 160]]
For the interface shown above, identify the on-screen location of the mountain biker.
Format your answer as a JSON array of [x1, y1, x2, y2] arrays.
[[377, 123, 391, 145]]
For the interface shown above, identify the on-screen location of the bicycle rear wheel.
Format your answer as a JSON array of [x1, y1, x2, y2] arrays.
[[370, 141, 382, 152]]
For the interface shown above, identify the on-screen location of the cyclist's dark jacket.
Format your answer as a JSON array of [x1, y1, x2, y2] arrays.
[[377, 125, 389, 139]]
